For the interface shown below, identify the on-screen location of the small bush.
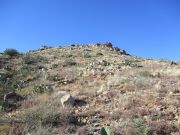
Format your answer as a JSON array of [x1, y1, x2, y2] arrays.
[[51, 64, 58, 69], [133, 119, 150, 135], [28, 126, 52, 135], [46, 74, 59, 81], [95, 43, 101, 46], [122, 60, 140, 67], [103, 42, 113, 48], [138, 71, 152, 78], [96, 52, 103, 56], [100, 127, 112, 135], [0, 73, 8, 84], [4, 49, 19, 56], [84, 54, 91, 58], [22, 55, 37, 65], [71, 44, 76, 47], [100, 60, 110, 66], [21, 98, 76, 133], [63, 60, 77, 67], [33, 84, 52, 94]]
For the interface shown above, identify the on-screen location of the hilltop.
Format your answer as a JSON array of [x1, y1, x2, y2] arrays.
[[0, 43, 180, 135]]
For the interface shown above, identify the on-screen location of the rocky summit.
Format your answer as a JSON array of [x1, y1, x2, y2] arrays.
[[0, 43, 180, 135]]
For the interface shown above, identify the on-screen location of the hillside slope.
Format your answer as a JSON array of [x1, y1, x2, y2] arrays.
[[0, 43, 180, 135]]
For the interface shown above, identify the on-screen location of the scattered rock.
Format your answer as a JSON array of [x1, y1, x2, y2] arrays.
[[61, 94, 75, 108]]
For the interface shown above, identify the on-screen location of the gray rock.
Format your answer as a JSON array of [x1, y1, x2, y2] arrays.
[[61, 94, 75, 108], [52, 91, 75, 108], [3, 91, 23, 112], [4, 91, 23, 103]]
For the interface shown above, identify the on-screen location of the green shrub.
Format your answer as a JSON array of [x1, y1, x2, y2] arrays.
[[33, 84, 52, 94], [84, 54, 91, 58], [138, 71, 152, 78], [0, 73, 8, 84], [63, 60, 77, 67], [100, 127, 112, 135], [95, 43, 101, 46], [96, 52, 103, 56], [102, 42, 113, 48], [51, 64, 58, 69], [22, 55, 37, 65], [46, 74, 59, 81], [100, 60, 110, 66], [122, 60, 140, 67], [133, 119, 150, 135], [21, 98, 76, 133], [11, 80, 25, 90], [28, 126, 52, 135], [4, 49, 19, 56]]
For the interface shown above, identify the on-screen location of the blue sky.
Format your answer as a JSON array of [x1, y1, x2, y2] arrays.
[[0, 0, 180, 60]]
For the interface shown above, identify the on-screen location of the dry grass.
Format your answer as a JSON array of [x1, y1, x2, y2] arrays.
[[0, 44, 179, 134]]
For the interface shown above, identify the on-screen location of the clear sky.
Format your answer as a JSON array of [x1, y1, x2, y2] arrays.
[[0, 0, 180, 60]]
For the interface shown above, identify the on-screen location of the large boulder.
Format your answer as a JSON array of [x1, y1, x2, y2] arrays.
[[52, 91, 75, 108], [2, 91, 23, 112], [61, 94, 75, 108]]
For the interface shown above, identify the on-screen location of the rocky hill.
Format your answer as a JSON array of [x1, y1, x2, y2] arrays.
[[0, 43, 180, 135]]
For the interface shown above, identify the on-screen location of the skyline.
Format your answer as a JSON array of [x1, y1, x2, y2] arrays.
[[0, 0, 180, 60]]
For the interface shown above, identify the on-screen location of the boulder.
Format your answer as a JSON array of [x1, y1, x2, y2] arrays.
[[4, 92, 23, 103], [52, 91, 75, 108], [3, 91, 23, 112], [61, 94, 75, 108]]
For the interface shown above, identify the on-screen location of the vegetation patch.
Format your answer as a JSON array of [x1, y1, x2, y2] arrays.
[[63, 60, 77, 67], [4, 49, 19, 57]]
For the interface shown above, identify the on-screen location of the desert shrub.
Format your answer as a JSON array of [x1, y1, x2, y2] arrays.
[[148, 120, 178, 134], [100, 60, 110, 66], [33, 84, 52, 94], [4, 49, 19, 56], [95, 43, 101, 46], [137, 71, 152, 78], [28, 126, 52, 135], [46, 74, 59, 81], [21, 98, 76, 133], [0, 73, 8, 84], [96, 52, 103, 56], [0, 72, 17, 93], [133, 119, 150, 135], [66, 54, 73, 58], [18, 63, 41, 80], [100, 127, 112, 135], [122, 60, 140, 67], [63, 60, 77, 67], [10, 80, 25, 90], [103, 42, 113, 48], [22, 55, 37, 65], [83, 54, 91, 58], [51, 64, 58, 69]]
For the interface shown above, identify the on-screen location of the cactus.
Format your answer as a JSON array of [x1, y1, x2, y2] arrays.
[[100, 127, 112, 135]]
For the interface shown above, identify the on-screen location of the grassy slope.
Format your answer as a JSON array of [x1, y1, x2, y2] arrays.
[[0, 44, 180, 135]]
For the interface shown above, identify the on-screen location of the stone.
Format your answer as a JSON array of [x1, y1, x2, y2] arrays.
[[4, 92, 23, 103], [61, 94, 75, 108], [3, 91, 23, 112]]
